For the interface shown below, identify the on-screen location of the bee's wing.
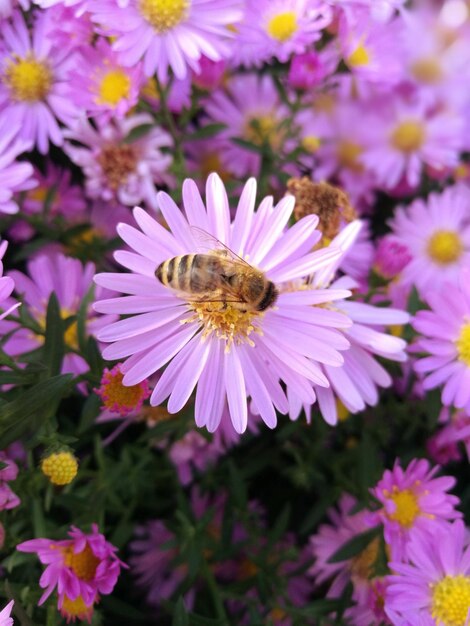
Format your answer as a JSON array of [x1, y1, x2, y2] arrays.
[[189, 226, 252, 268]]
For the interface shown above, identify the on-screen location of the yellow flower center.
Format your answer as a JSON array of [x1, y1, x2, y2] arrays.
[[391, 120, 426, 153], [4, 55, 52, 102], [302, 135, 321, 153], [411, 57, 443, 84], [244, 114, 282, 150], [385, 487, 420, 528], [350, 537, 380, 581], [456, 323, 470, 366], [97, 69, 131, 106], [347, 44, 371, 67], [184, 302, 263, 352], [200, 152, 230, 182], [336, 399, 350, 422], [28, 186, 48, 203], [41, 452, 78, 486], [138, 405, 174, 425], [97, 144, 137, 190], [34, 309, 78, 350], [336, 140, 364, 172], [60, 595, 94, 623], [431, 575, 470, 626], [139, 0, 189, 33], [63, 544, 100, 581], [266, 11, 298, 42], [427, 230, 463, 265], [269, 607, 288, 621], [100, 368, 149, 413]]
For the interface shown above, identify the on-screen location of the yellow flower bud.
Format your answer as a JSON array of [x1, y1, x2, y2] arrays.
[[41, 451, 78, 486]]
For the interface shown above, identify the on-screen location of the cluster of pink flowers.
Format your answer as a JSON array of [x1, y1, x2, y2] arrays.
[[309, 458, 469, 626]]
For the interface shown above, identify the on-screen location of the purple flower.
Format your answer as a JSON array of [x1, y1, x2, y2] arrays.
[[90, 0, 242, 81], [0, 601, 14, 626], [0, 241, 20, 322], [386, 519, 470, 626], [17, 524, 126, 623], [412, 270, 470, 414], [0, 11, 79, 153], [390, 185, 470, 296], [369, 459, 462, 562], [0, 451, 20, 511], [67, 39, 144, 121], [64, 114, 172, 211], [94, 174, 352, 434], [232, 0, 332, 67], [0, 252, 115, 378], [374, 234, 412, 280]]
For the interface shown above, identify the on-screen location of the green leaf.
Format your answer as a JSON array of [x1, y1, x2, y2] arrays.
[[185, 124, 226, 141], [0, 374, 73, 448], [231, 138, 264, 154], [43, 293, 64, 377], [123, 123, 154, 144], [327, 526, 381, 564], [172, 597, 189, 626], [228, 460, 247, 509], [77, 284, 95, 354]]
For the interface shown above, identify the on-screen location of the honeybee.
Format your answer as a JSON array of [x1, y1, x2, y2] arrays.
[[155, 235, 278, 313]]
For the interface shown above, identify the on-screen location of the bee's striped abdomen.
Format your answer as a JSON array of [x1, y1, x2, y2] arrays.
[[156, 255, 195, 292]]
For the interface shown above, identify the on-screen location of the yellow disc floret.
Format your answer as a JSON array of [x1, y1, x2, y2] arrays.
[[63, 544, 100, 580], [411, 57, 443, 84], [184, 302, 264, 352], [139, 0, 189, 33], [431, 574, 470, 626], [5, 55, 52, 102], [266, 11, 298, 42], [302, 135, 321, 153], [427, 230, 463, 265], [386, 487, 420, 528], [347, 44, 371, 67], [391, 120, 426, 153], [456, 323, 470, 366], [60, 594, 94, 623], [41, 451, 78, 486], [337, 140, 364, 172], [97, 69, 131, 106]]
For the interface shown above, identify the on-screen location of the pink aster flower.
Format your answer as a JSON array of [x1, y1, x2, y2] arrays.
[[68, 39, 143, 121], [166, 430, 225, 485], [17, 524, 126, 623], [389, 185, 470, 296], [346, 577, 393, 626], [233, 0, 332, 67], [362, 95, 464, 189], [0, 252, 115, 378], [386, 519, 470, 626], [0, 601, 14, 626], [329, 0, 406, 23], [94, 174, 353, 434], [369, 459, 462, 562], [0, 11, 79, 153], [427, 408, 470, 465], [204, 75, 290, 177], [64, 114, 172, 211], [0, 116, 35, 215], [412, 270, 470, 414], [0, 241, 20, 321], [288, 48, 339, 90], [96, 363, 151, 417], [374, 234, 412, 280], [309, 493, 376, 598], [90, 0, 242, 81]]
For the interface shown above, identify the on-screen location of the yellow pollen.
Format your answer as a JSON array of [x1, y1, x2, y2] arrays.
[[41, 451, 78, 486], [347, 44, 371, 67], [386, 487, 420, 528], [5, 55, 52, 102], [184, 302, 263, 352], [302, 135, 321, 153], [244, 114, 282, 150], [431, 575, 470, 626], [427, 230, 463, 265], [350, 537, 380, 581], [266, 11, 298, 42], [97, 69, 131, 106], [61, 594, 94, 622], [336, 140, 364, 172], [63, 544, 100, 581], [411, 57, 443, 84], [139, 0, 189, 33], [101, 369, 148, 412], [391, 120, 426, 153], [336, 399, 350, 422], [456, 323, 470, 367], [97, 144, 137, 190]]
